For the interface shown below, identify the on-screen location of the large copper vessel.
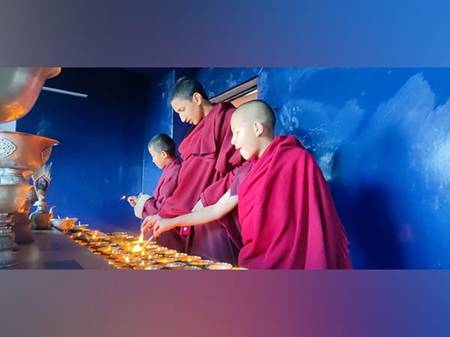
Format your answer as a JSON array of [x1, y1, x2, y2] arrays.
[[0, 67, 60, 267]]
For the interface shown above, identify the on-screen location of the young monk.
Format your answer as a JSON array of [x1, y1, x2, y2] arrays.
[[127, 133, 184, 251], [141, 77, 244, 263], [144, 100, 352, 269]]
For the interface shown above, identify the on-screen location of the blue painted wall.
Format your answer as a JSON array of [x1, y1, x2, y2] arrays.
[[174, 67, 450, 269], [141, 70, 175, 194], [16, 67, 450, 268], [196, 68, 261, 96], [17, 68, 151, 233], [259, 68, 450, 268]]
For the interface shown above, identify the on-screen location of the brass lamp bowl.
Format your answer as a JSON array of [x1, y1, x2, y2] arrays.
[[0, 67, 61, 123], [0, 131, 59, 175]]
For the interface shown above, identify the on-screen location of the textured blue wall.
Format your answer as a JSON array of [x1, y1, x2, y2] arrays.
[[178, 67, 450, 269], [15, 67, 450, 268], [141, 71, 175, 194], [259, 68, 450, 268], [17, 68, 150, 233], [196, 68, 261, 96]]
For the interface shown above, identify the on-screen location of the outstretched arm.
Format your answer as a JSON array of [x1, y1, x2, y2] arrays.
[[149, 190, 238, 238]]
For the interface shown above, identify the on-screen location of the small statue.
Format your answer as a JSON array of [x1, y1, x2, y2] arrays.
[[29, 163, 54, 230]]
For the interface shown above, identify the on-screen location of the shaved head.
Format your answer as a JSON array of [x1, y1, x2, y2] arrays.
[[232, 100, 276, 132], [231, 100, 276, 160], [148, 133, 176, 157]]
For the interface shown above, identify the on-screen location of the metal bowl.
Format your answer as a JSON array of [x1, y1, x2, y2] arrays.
[[206, 263, 234, 270], [0, 67, 61, 123], [0, 131, 59, 173], [51, 218, 78, 231]]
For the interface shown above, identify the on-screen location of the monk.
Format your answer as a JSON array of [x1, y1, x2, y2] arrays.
[[141, 77, 244, 263], [127, 133, 184, 251], [145, 100, 352, 269]]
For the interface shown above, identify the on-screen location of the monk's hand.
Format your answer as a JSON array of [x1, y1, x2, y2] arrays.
[[153, 218, 178, 238], [192, 199, 204, 212], [127, 196, 137, 207], [141, 214, 160, 233]]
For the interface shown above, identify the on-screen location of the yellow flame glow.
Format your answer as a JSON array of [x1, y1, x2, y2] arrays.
[[132, 244, 142, 253]]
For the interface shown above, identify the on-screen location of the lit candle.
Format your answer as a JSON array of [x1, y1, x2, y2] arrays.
[[131, 244, 142, 253]]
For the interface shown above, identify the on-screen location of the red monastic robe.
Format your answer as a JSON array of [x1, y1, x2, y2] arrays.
[[199, 162, 254, 251], [236, 135, 352, 269], [158, 102, 244, 263], [139, 157, 185, 250]]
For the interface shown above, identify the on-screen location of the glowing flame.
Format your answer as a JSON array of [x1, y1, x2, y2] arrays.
[[132, 244, 142, 253]]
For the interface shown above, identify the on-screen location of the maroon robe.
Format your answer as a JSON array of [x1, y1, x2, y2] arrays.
[[158, 102, 244, 263], [237, 135, 352, 269], [141, 157, 185, 251], [199, 162, 253, 251]]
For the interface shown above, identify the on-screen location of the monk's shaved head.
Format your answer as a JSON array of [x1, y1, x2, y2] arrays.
[[231, 100, 276, 160], [233, 100, 276, 132]]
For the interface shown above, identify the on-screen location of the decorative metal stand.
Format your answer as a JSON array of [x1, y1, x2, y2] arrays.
[[0, 169, 30, 267], [0, 136, 58, 268], [0, 213, 16, 268], [0, 67, 61, 268]]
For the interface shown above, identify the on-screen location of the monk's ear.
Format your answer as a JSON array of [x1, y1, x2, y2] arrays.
[[160, 151, 168, 159], [192, 92, 203, 106], [253, 122, 264, 137]]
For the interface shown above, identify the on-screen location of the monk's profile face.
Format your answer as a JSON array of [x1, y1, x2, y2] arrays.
[[149, 145, 168, 169], [171, 95, 203, 125], [231, 113, 260, 160]]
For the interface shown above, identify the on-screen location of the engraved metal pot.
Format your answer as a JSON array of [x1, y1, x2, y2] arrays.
[[0, 132, 58, 267], [0, 67, 61, 267]]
